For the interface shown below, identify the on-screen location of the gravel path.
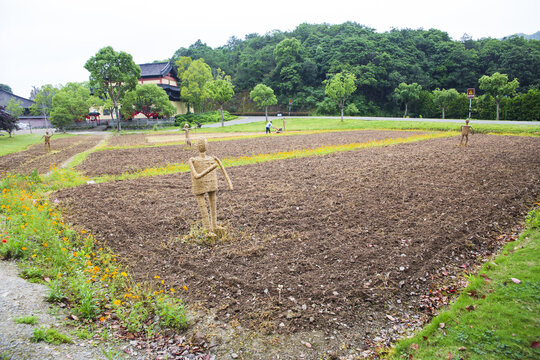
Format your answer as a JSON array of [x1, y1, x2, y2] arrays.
[[0, 261, 125, 360]]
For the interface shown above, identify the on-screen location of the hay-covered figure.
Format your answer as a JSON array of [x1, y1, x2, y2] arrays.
[[183, 123, 192, 147], [188, 138, 233, 238], [459, 119, 474, 146], [41, 131, 54, 152]]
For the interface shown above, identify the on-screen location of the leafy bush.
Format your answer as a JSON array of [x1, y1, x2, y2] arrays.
[[174, 111, 236, 126]]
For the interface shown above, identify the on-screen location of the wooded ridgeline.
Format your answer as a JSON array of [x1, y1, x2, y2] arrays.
[[170, 22, 540, 119]]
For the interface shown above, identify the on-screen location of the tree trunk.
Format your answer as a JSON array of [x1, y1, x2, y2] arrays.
[[442, 107, 445, 119], [265, 106, 268, 121], [340, 99, 344, 122], [404, 103, 408, 117], [220, 104, 224, 127], [496, 100, 500, 121], [340, 105, 344, 122], [115, 107, 121, 131]]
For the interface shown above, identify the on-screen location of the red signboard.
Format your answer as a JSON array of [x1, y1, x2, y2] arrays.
[[467, 88, 475, 99]]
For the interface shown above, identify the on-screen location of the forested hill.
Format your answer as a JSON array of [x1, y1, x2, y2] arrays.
[[170, 22, 540, 117]]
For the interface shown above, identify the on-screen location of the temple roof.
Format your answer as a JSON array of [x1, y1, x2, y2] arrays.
[[0, 89, 35, 109], [139, 61, 177, 79]]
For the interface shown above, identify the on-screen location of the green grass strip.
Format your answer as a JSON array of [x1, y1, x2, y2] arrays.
[[110, 132, 456, 181], [196, 118, 540, 135], [391, 206, 540, 360]]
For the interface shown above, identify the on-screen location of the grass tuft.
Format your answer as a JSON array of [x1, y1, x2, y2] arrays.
[[30, 326, 73, 344], [14, 315, 38, 325]]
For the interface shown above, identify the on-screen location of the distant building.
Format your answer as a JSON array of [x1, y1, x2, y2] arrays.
[[0, 89, 48, 128], [96, 60, 189, 122]]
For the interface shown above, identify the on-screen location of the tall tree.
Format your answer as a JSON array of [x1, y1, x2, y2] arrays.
[[121, 84, 176, 119], [50, 83, 94, 131], [394, 82, 422, 117], [478, 72, 520, 120], [0, 84, 13, 93], [432, 88, 459, 119], [0, 105, 19, 137], [7, 99, 25, 119], [207, 70, 234, 126], [250, 84, 277, 121], [29, 84, 59, 127], [84, 46, 141, 131], [179, 58, 213, 113], [324, 71, 357, 121]]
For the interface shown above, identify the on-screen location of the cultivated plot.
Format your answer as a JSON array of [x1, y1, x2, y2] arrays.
[[0, 135, 103, 175], [76, 130, 426, 176], [55, 135, 540, 354]]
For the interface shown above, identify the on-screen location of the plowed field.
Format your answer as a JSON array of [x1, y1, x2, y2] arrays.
[[0, 135, 104, 175], [55, 134, 540, 355], [76, 130, 425, 176]]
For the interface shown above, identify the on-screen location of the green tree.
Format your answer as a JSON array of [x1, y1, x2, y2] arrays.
[[250, 84, 277, 121], [0, 84, 13, 93], [7, 99, 25, 119], [84, 46, 141, 131], [50, 83, 93, 131], [175, 56, 193, 112], [324, 72, 357, 121], [273, 38, 305, 95], [0, 105, 19, 137], [29, 84, 59, 127], [478, 72, 519, 120], [179, 58, 212, 113], [121, 84, 176, 119], [394, 82, 422, 117], [432, 88, 460, 119], [207, 70, 235, 126]]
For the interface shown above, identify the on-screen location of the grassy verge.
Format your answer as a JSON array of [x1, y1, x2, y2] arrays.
[[0, 172, 188, 338], [392, 206, 540, 360], [0, 134, 44, 156], [197, 118, 540, 135]]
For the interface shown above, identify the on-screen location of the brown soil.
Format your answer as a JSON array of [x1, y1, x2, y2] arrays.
[[76, 130, 425, 176], [105, 131, 261, 147], [55, 135, 540, 356], [0, 135, 104, 175]]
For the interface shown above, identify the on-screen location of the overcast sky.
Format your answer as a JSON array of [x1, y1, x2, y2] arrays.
[[1, 0, 538, 98]]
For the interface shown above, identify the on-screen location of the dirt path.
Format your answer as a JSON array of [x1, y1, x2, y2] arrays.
[[0, 261, 126, 360]]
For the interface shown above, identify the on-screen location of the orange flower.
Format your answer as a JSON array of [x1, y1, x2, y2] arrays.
[[183, 285, 188, 291]]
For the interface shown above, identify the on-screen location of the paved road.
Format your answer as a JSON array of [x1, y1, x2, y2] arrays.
[[203, 116, 540, 128]]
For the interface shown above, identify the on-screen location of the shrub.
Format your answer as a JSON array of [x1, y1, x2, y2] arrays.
[[174, 111, 236, 126]]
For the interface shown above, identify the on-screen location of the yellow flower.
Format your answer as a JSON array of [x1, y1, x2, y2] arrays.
[[154, 275, 160, 279], [170, 288, 175, 293], [121, 272, 127, 277], [161, 280, 164, 284], [183, 285, 188, 291], [113, 299, 121, 306], [81, 230, 87, 234]]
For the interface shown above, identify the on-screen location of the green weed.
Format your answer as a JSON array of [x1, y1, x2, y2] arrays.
[[14, 315, 38, 325], [30, 326, 73, 344]]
